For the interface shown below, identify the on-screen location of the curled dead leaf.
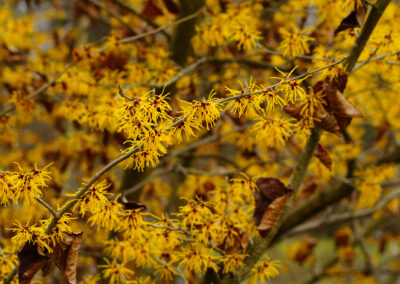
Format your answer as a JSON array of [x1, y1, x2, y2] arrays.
[[100, 50, 129, 71], [314, 109, 341, 134], [141, 0, 164, 19], [334, 2, 367, 35], [314, 144, 332, 170], [335, 11, 360, 35], [52, 232, 83, 284], [283, 103, 302, 121], [121, 195, 148, 212], [254, 178, 294, 238], [162, 0, 180, 14], [18, 242, 50, 284], [324, 86, 362, 119]]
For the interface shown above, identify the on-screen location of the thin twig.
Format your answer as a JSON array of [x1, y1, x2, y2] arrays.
[[87, 0, 138, 36], [146, 223, 190, 235], [352, 219, 381, 283], [352, 50, 400, 71], [215, 58, 346, 104], [0, 62, 75, 118], [232, 1, 392, 282], [119, 8, 204, 46], [36, 198, 58, 218], [109, 0, 165, 33]]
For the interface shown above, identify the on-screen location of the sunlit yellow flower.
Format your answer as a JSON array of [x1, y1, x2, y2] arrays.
[[99, 259, 134, 284], [279, 25, 314, 58], [251, 112, 296, 148], [248, 257, 281, 284]]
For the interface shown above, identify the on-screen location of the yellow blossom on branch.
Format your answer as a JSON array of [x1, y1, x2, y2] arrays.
[[279, 25, 315, 58], [248, 257, 281, 284]]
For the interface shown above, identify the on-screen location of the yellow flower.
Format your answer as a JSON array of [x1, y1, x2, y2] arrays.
[[176, 198, 214, 229], [222, 254, 247, 274], [231, 22, 262, 50], [99, 259, 134, 284], [178, 245, 218, 274], [88, 198, 123, 230], [120, 208, 146, 241], [355, 165, 395, 209], [179, 90, 222, 130], [257, 88, 287, 111], [251, 113, 296, 148], [123, 148, 161, 172], [279, 25, 314, 58], [9, 220, 52, 252], [298, 87, 326, 120], [248, 257, 281, 284], [155, 262, 177, 282], [44, 213, 75, 245], [71, 180, 112, 217], [271, 67, 310, 103], [225, 78, 264, 117]]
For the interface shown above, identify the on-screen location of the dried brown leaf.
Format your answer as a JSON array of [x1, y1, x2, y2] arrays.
[[283, 103, 303, 120], [53, 232, 83, 284], [314, 144, 332, 170], [162, 0, 179, 14], [300, 179, 318, 198], [100, 50, 129, 71], [325, 88, 362, 119], [121, 195, 148, 211], [355, 3, 368, 26], [18, 243, 50, 284], [253, 178, 294, 238], [335, 10, 359, 35], [141, 0, 164, 19], [314, 109, 341, 134]]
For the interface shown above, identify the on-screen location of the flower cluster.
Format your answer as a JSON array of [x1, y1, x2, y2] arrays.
[[0, 164, 51, 205]]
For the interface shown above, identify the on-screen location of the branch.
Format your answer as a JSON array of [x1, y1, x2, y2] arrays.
[[87, 0, 138, 36], [0, 10, 204, 120], [233, 0, 392, 281], [344, 0, 392, 72], [119, 8, 204, 46], [0, 62, 75, 118], [352, 219, 382, 283], [286, 186, 400, 237], [215, 58, 346, 104], [36, 198, 58, 218], [109, 0, 165, 33], [237, 127, 323, 281]]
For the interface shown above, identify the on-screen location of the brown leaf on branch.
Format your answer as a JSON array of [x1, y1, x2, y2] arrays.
[[162, 0, 180, 14], [253, 178, 294, 238], [285, 73, 361, 133], [314, 144, 332, 170], [314, 109, 341, 134], [52, 232, 83, 284], [284, 102, 341, 134], [355, 3, 368, 26], [121, 195, 148, 211], [335, 11, 360, 35], [141, 0, 164, 19], [100, 50, 129, 71], [283, 102, 302, 120], [334, 2, 367, 35], [18, 243, 50, 284], [323, 83, 362, 119], [323, 79, 362, 130]]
